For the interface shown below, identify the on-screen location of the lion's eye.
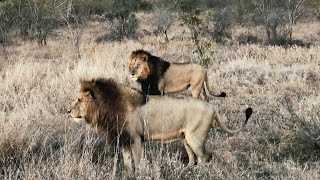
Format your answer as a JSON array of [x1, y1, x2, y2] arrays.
[[137, 64, 140, 68], [78, 98, 82, 102]]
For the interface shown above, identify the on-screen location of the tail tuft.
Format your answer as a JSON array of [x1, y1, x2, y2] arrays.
[[213, 92, 227, 97], [245, 108, 253, 123], [219, 92, 227, 97]]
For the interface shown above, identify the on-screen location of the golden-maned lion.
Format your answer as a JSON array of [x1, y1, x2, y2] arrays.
[[68, 78, 252, 172], [128, 49, 226, 101]]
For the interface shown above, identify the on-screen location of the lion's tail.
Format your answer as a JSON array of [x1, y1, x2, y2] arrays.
[[213, 108, 252, 135], [204, 73, 226, 98]]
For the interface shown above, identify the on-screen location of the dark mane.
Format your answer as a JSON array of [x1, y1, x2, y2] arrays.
[[131, 49, 152, 57], [80, 78, 146, 146], [131, 49, 170, 95]]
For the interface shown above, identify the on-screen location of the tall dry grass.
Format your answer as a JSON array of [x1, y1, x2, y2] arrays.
[[0, 14, 319, 179]]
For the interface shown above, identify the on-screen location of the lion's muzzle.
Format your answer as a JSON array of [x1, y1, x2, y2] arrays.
[[72, 117, 84, 123], [131, 75, 138, 81]]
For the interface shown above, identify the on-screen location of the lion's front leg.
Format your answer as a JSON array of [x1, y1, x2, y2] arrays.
[[158, 78, 165, 96], [131, 136, 143, 169], [121, 145, 134, 172]]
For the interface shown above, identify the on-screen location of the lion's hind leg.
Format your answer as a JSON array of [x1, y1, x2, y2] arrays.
[[199, 87, 208, 101], [190, 72, 207, 100], [190, 81, 205, 99], [183, 139, 196, 166], [184, 135, 210, 165]]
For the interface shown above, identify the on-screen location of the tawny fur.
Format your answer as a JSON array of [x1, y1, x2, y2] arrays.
[[69, 78, 252, 172], [128, 49, 225, 100]]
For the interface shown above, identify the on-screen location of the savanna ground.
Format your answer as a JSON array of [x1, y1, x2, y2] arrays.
[[1, 12, 320, 179]]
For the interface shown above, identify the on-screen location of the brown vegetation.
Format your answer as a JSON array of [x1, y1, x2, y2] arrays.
[[0, 1, 320, 178]]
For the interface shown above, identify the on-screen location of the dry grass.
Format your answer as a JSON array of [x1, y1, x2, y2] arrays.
[[0, 13, 320, 179]]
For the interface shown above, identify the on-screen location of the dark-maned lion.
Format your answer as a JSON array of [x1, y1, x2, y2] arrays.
[[68, 78, 252, 172], [68, 78, 146, 146], [128, 49, 226, 101]]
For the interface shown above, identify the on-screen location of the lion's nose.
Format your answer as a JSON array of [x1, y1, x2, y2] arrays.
[[67, 110, 71, 113]]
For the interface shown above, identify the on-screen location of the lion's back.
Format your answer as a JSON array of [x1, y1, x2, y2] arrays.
[[141, 96, 212, 119]]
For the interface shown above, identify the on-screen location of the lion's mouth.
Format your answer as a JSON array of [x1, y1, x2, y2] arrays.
[[73, 117, 84, 123], [131, 76, 138, 81]]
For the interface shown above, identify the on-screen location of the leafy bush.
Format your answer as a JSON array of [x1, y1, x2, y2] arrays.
[[268, 37, 311, 48], [237, 34, 260, 44], [96, 13, 138, 42], [211, 6, 235, 43], [279, 95, 320, 147], [182, 12, 213, 67], [178, 0, 202, 12]]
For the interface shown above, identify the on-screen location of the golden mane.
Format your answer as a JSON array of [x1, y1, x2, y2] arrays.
[[129, 49, 170, 95]]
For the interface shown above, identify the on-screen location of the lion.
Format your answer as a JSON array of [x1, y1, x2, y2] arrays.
[[128, 49, 226, 101], [68, 78, 252, 172], [68, 78, 146, 146]]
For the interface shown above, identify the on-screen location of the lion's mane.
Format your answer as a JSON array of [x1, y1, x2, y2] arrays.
[[130, 49, 170, 95], [80, 78, 146, 146]]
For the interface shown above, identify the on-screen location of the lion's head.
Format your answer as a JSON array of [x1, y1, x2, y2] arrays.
[[129, 50, 153, 81], [68, 78, 146, 145], [68, 87, 93, 123]]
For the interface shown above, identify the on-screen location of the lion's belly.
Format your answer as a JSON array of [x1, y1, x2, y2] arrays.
[[164, 82, 190, 93], [162, 66, 194, 93], [142, 114, 186, 135], [143, 129, 185, 142]]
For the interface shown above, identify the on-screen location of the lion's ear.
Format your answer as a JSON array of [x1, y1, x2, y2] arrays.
[[84, 88, 95, 100], [79, 79, 85, 85], [91, 79, 97, 86], [142, 54, 148, 61]]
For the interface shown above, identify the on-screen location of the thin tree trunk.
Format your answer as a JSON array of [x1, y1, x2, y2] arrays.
[[67, 0, 72, 18]]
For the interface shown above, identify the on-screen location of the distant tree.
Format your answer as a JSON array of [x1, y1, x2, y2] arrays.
[[211, 5, 236, 43], [0, 1, 15, 45], [238, 0, 307, 44], [151, 2, 177, 42], [106, 13, 139, 41], [284, 0, 306, 40], [251, 0, 287, 42], [0, 0, 66, 45], [27, 0, 61, 45]]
